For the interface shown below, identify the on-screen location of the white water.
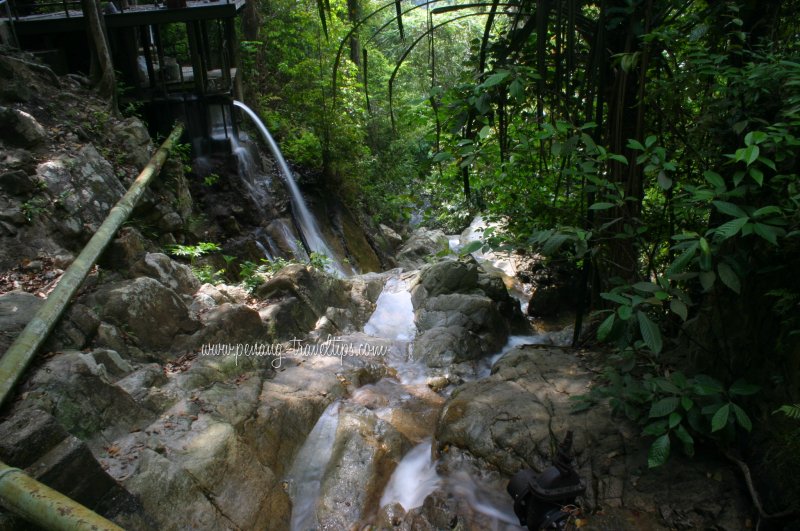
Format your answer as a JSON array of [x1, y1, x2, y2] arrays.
[[233, 100, 349, 277], [380, 439, 440, 510], [286, 255, 537, 528], [363, 276, 416, 341], [286, 401, 341, 531]]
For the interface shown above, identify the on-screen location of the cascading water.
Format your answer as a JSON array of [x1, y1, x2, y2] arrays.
[[233, 100, 351, 277]]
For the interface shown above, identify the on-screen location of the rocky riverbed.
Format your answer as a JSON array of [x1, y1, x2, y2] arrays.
[[0, 48, 753, 531]]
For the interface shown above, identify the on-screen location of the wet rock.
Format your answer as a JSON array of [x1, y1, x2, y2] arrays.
[[0, 106, 46, 147], [132, 252, 200, 296], [396, 228, 450, 269], [434, 346, 752, 529], [87, 277, 199, 352], [410, 259, 523, 367], [414, 325, 484, 367], [315, 403, 411, 527]]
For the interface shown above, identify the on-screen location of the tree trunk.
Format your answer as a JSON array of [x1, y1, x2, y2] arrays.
[[81, 0, 117, 111]]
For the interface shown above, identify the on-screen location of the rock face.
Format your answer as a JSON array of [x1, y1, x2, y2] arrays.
[[0, 107, 46, 148], [410, 258, 526, 367], [87, 277, 199, 352], [426, 346, 752, 530], [396, 228, 450, 269]]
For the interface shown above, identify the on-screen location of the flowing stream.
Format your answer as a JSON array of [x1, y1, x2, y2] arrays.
[[233, 100, 351, 276], [284, 219, 552, 529]]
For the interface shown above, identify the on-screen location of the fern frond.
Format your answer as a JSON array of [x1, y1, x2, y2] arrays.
[[774, 404, 800, 420]]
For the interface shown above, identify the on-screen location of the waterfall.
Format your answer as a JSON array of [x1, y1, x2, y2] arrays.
[[233, 100, 350, 277]]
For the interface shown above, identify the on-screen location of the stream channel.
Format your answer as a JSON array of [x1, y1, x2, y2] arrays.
[[231, 103, 565, 528], [283, 254, 562, 529]]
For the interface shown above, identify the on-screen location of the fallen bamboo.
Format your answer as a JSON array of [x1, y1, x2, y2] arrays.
[[0, 123, 184, 408], [0, 461, 125, 531]]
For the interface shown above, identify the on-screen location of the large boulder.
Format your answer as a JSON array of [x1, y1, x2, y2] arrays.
[[396, 228, 450, 269], [433, 346, 751, 529], [314, 404, 411, 528], [36, 145, 126, 232], [132, 252, 200, 296], [111, 117, 152, 169], [87, 277, 199, 352], [410, 258, 526, 368], [14, 350, 151, 440], [0, 106, 46, 148]]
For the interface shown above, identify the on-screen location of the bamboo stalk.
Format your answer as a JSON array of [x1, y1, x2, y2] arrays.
[[0, 462, 125, 531], [0, 123, 184, 408]]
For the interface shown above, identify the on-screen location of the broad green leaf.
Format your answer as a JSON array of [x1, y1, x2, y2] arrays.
[[633, 281, 660, 293], [609, 153, 628, 165], [670, 299, 688, 321], [648, 434, 671, 468], [655, 379, 681, 394], [711, 403, 730, 432], [668, 243, 698, 274], [753, 206, 782, 218], [478, 125, 492, 140], [643, 420, 668, 436], [618, 304, 633, 321], [432, 151, 453, 163], [645, 135, 657, 148], [717, 262, 741, 294], [749, 166, 764, 186], [681, 396, 694, 411], [669, 412, 682, 429], [754, 223, 780, 245], [589, 202, 616, 210], [509, 79, 524, 101], [712, 201, 748, 218], [694, 374, 724, 395], [703, 171, 726, 190], [744, 144, 760, 166], [481, 70, 510, 88], [732, 403, 752, 431], [675, 425, 694, 456], [597, 313, 615, 341], [460, 240, 483, 255], [601, 292, 630, 305], [637, 311, 663, 354], [658, 170, 673, 190], [729, 380, 760, 396], [699, 270, 716, 291], [627, 139, 645, 151], [542, 233, 570, 255], [715, 217, 748, 240], [649, 397, 680, 418]]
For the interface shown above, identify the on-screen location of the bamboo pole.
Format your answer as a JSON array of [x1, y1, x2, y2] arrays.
[[0, 123, 184, 409], [0, 462, 125, 531]]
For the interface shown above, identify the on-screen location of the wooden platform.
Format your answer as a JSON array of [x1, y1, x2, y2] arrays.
[[12, 0, 244, 34]]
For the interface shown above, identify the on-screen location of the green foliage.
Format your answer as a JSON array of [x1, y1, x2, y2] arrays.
[[203, 173, 220, 187], [166, 242, 222, 262], [774, 404, 800, 420], [583, 366, 759, 468]]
